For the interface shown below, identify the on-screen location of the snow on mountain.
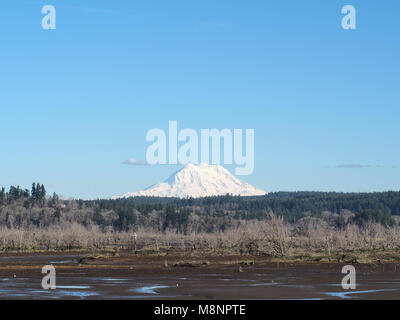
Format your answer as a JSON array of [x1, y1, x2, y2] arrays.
[[113, 163, 266, 199]]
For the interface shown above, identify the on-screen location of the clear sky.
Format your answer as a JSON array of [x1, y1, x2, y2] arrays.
[[1, 0, 399, 199]]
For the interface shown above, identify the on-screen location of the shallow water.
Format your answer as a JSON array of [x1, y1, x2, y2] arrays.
[[0, 275, 399, 300], [323, 289, 396, 299], [132, 285, 172, 295], [0, 254, 399, 300]]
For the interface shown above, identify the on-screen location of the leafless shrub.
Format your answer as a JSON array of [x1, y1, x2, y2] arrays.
[[0, 217, 399, 256]]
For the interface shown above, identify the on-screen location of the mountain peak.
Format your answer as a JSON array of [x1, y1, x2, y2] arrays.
[[113, 163, 266, 199]]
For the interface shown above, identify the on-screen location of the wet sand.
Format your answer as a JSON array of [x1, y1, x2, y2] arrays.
[[0, 251, 399, 300]]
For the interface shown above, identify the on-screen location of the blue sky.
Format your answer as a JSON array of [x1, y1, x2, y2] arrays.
[[0, 0, 399, 199]]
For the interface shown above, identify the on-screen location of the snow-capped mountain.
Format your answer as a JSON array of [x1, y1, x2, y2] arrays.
[[113, 163, 266, 199]]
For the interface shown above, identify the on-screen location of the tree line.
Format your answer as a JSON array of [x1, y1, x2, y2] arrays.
[[0, 184, 399, 232]]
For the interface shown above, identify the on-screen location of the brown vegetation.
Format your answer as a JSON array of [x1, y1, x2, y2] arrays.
[[1, 213, 400, 264]]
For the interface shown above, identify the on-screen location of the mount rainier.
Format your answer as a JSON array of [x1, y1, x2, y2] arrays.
[[113, 163, 266, 199]]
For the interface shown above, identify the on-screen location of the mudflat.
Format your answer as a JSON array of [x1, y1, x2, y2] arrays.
[[0, 251, 399, 300]]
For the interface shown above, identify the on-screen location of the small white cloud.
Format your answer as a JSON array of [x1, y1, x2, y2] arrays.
[[123, 158, 149, 166], [336, 164, 369, 169]]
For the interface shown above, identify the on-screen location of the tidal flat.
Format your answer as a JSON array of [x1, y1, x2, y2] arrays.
[[0, 250, 399, 300]]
